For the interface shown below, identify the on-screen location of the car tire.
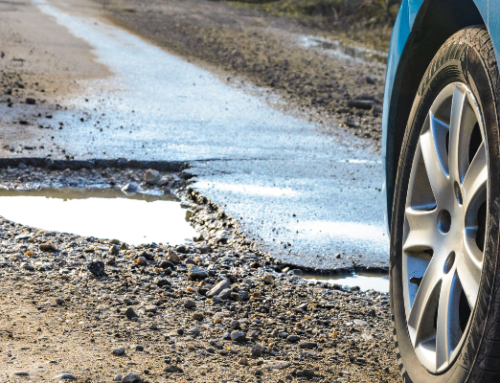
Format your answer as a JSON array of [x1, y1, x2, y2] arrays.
[[391, 26, 500, 383]]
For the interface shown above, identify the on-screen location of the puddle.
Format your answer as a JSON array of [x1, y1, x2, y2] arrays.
[[301, 272, 389, 293], [0, 188, 197, 245], [298, 36, 388, 64]]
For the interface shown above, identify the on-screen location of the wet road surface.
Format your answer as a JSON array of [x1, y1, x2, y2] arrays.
[[0, 0, 389, 269]]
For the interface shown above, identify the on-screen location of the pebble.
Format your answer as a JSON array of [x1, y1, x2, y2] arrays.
[[39, 243, 57, 252], [188, 265, 208, 280], [207, 279, 230, 297], [122, 372, 141, 383], [124, 307, 138, 320], [113, 374, 122, 381], [166, 249, 180, 264], [14, 371, 29, 376], [113, 347, 126, 356], [87, 260, 105, 276], [183, 300, 196, 309], [230, 330, 247, 342], [192, 312, 204, 321], [144, 169, 160, 184], [53, 373, 76, 380]]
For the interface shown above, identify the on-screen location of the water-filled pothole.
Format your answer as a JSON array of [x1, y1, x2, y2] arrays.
[[301, 272, 389, 292], [0, 188, 196, 245], [298, 36, 388, 64]]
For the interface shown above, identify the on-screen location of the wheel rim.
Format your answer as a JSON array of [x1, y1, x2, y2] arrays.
[[403, 82, 488, 373]]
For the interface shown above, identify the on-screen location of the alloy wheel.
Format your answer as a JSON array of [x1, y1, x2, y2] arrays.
[[403, 82, 488, 373]]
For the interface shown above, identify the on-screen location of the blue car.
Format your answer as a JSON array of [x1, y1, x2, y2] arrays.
[[383, 0, 500, 381]]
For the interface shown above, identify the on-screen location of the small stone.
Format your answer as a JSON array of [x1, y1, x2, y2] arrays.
[[110, 244, 120, 255], [135, 345, 144, 351], [87, 261, 106, 276], [231, 330, 247, 342], [183, 300, 196, 309], [176, 244, 189, 254], [121, 183, 138, 195], [55, 298, 64, 306], [122, 372, 141, 383], [113, 374, 122, 381], [25, 97, 36, 105], [144, 305, 157, 313], [136, 257, 147, 266], [177, 328, 184, 335], [207, 279, 231, 297], [192, 312, 204, 321], [354, 319, 369, 327], [218, 288, 232, 300], [39, 243, 57, 252], [287, 335, 301, 343], [238, 357, 248, 366], [230, 320, 240, 329], [251, 345, 265, 358], [157, 279, 171, 288], [262, 274, 274, 285], [165, 365, 183, 373], [124, 307, 138, 320], [188, 327, 201, 336], [166, 249, 180, 264], [113, 347, 126, 356], [157, 176, 170, 186], [144, 169, 161, 184], [188, 266, 208, 280], [53, 373, 76, 380], [14, 371, 29, 377], [159, 260, 174, 269], [366, 75, 376, 84], [21, 262, 34, 271], [299, 341, 317, 349], [25, 250, 34, 257]]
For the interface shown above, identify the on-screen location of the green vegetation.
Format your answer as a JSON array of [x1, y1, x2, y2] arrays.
[[227, 0, 401, 48]]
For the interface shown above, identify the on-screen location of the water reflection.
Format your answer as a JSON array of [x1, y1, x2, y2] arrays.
[[0, 188, 196, 245], [301, 272, 389, 292]]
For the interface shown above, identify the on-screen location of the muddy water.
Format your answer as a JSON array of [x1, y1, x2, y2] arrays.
[[0, 188, 196, 245], [301, 272, 389, 292], [298, 36, 388, 64]]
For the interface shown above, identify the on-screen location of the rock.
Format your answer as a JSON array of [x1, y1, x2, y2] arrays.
[[122, 372, 141, 383], [183, 300, 196, 309], [188, 327, 201, 336], [230, 320, 240, 329], [251, 345, 265, 358], [136, 257, 147, 266], [159, 260, 174, 269], [207, 279, 231, 297], [261, 361, 290, 370], [166, 250, 180, 264], [109, 244, 120, 255], [124, 307, 138, 320], [21, 262, 34, 271], [144, 169, 160, 184], [53, 373, 76, 380], [40, 243, 57, 252], [365, 75, 376, 84], [262, 274, 274, 285], [87, 261, 105, 276], [299, 341, 317, 349], [218, 288, 232, 300], [135, 345, 144, 351], [177, 328, 184, 335], [238, 357, 248, 366], [295, 369, 315, 378], [287, 335, 301, 343], [157, 279, 171, 288], [165, 365, 183, 373], [348, 100, 374, 110], [121, 182, 138, 195], [157, 176, 170, 186], [113, 374, 122, 381], [14, 371, 29, 376], [192, 312, 204, 321], [231, 330, 247, 342], [113, 347, 126, 356], [176, 244, 189, 254], [188, 266, 208, 280], [144, 305, 157, 313], [25, 97, 36, 105], [354, 319, 369, 327], [345, 118, 360, 128]]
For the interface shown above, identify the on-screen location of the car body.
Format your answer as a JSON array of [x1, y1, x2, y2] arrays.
[[383, 0, 500, 228]]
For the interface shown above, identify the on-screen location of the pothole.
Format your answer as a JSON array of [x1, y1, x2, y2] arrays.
[[0, 187, 196, 245], [301, 272, 389, 292], [298, 36, 388, 64]]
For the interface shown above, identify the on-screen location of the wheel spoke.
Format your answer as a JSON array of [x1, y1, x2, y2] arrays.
[[447, 86, 467, 184], [436, 268, 459, 369], [408, 256, 442, 344], [457, 240, 482, 308], [420, 115, 450, 206], [463, 141, 487, 210], [403, 207, 438, 251]]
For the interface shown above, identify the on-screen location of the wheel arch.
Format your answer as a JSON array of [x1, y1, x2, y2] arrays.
[[385, 0, 485, 227]]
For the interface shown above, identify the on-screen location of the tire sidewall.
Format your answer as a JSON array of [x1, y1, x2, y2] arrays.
[[390, 30, 500, 383]]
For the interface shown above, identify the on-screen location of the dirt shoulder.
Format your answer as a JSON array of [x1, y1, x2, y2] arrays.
[[94, 0, 386, 144]]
